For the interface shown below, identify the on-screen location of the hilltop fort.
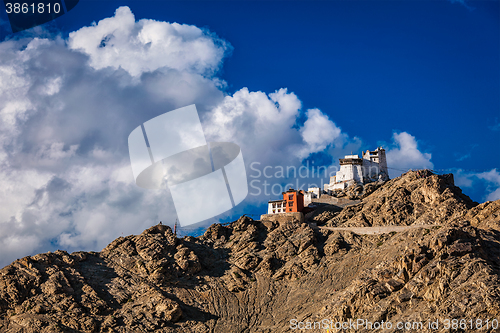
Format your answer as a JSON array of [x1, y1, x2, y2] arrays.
[[265, 147, 390, 218], [324, 147, 389, 192]]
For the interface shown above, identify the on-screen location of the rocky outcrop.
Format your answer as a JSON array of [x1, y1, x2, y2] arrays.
[[0, 171, 499, 332], [326, 170, 478, 228]]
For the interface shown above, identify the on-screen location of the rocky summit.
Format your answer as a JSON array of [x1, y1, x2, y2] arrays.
[[1, 171, 500, 332]]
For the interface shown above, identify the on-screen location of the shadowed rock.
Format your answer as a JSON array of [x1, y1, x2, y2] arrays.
[[1, 172, 500, 332]]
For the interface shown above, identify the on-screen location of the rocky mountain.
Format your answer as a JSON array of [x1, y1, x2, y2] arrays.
[[1, 170, 499, 332]]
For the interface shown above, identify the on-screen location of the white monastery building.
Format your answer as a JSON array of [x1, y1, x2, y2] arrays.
[[325, 147, 389, 191], [303, 187, 320, 206]]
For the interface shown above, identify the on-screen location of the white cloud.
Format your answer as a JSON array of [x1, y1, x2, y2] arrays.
[[68, 6, 230, 78], [203, 88, 355, 167], [453, 169, 474, 188], [298, 108, 342, 159], [386, 132, 433, 178], [0, 7, 230, 267], [452, 168, 500, 202], [36, 142, 79, 160], [2, 6, 478, 270], [476, 169, 500, 201], [3, 6, 359, 266], [203, 87, 302, 167], [201, 88, 364, 205]]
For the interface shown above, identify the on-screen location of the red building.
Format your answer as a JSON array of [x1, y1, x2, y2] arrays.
[[267, 189, 305, 214], [283, 189, 305, 213]]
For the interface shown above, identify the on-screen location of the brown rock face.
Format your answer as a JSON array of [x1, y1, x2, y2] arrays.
[[0, 171, 499, 332], [327, 171, 477, 228]]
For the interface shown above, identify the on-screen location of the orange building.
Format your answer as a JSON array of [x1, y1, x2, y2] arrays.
[[282, 189, 305, 213], [267, 189, 306, 214]]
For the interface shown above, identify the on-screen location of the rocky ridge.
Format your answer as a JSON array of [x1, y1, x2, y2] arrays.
[[0, 170, 499, 332]]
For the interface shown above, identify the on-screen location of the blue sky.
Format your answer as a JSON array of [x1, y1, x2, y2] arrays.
[[0, 0, 498, 265], [51, 0, 499, 179]]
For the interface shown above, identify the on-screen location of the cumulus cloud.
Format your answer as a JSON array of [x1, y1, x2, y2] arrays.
[[453, 169, 474, 188], [298, 108, 343, 159], [68, 6, 230, 77], [202, 87, 360, 202], [5, 6, 481, 270], [204, 87, 301, 166], [385, 132, 433, 178], [203, 88, 353, 167], [476, 169, 500, 201], [0, 7, 230, 267], [453, 168, 500, 202], [0, 6, 362, 268]]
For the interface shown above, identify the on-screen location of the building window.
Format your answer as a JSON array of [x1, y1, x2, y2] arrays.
[[272, 203, 276, 208], [289, 208, 292, 212], [288, 201, 293, 207], [288, 194, 293, 200], [273, 210, 275, 213]]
